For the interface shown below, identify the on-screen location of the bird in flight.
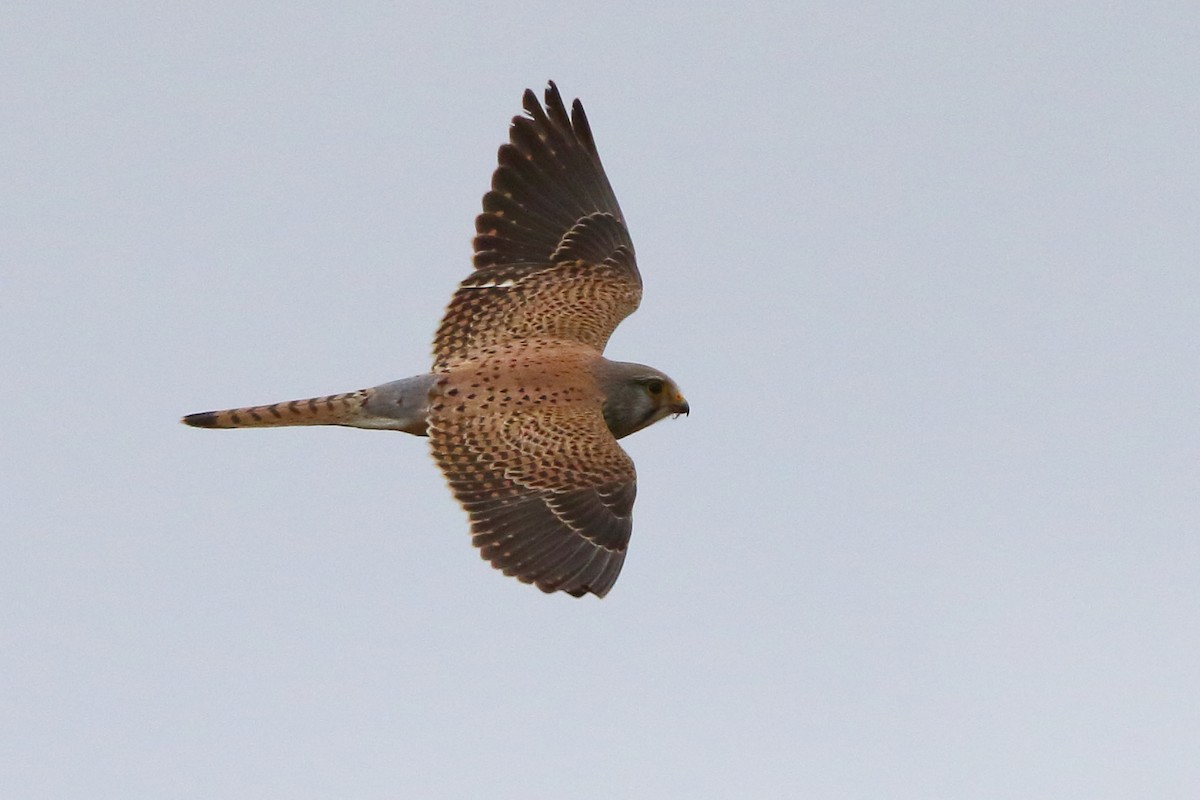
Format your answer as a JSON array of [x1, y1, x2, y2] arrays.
[[183, 82, 688, 597]]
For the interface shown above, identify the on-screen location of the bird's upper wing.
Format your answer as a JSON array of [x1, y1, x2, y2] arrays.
[[430, 402, 635, 598], [433, 82, 642, 369]]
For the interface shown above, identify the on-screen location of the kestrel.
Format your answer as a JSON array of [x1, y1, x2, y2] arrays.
[[183, 82, 688, 597]]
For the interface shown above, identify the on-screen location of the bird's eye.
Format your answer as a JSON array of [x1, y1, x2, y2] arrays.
[[647, 380, 664, 395]]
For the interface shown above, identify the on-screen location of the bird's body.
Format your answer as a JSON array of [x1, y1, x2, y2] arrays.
[[184, 82, 687, 597]]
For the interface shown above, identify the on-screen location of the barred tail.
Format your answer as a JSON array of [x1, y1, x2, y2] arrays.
[[181, 390, 370, 429]]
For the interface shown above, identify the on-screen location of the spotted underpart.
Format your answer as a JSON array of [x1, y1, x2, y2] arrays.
[[429, 343, 636, 596]]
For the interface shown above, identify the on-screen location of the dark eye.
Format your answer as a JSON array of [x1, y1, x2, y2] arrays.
[[647, 380, 664, 395]]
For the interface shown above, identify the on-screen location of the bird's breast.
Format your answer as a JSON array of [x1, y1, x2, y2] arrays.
[[432, 341, 602, 418]]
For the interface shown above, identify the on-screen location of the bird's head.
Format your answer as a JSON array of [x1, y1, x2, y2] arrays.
[[596, 361, 689, 440]]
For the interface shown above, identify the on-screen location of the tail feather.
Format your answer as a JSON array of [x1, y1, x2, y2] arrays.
[[182, 390, 370, 429]]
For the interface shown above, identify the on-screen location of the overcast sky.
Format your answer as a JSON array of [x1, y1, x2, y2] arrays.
[[4, 3, 1198, 798]]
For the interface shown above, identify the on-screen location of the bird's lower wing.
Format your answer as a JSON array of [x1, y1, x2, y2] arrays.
[[429, 405, 636, 598]]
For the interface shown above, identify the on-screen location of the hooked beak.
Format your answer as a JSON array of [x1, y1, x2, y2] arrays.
[[669, 394, 690, 418]]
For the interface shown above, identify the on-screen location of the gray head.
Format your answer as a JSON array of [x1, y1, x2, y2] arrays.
[[594, 360, 689, 440]]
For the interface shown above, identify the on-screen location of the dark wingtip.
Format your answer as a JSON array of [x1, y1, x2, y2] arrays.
[[559, 583, 605, 599], [181, 411, 220, 428], [521, 87, 539, 115]]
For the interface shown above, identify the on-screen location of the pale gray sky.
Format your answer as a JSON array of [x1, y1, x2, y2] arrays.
[[4, 2, 1198, 798]]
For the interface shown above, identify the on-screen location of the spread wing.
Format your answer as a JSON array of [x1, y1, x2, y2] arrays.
[[430, 404, 635, 598], [433, 82, 642, 369]]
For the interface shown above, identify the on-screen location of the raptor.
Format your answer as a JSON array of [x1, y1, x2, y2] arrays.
[[183, 82, 688, 597]]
